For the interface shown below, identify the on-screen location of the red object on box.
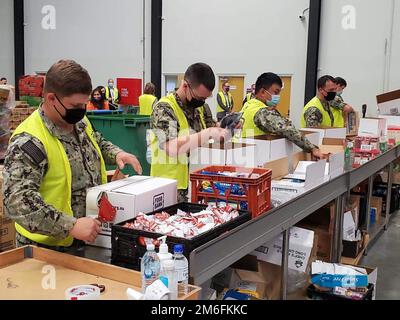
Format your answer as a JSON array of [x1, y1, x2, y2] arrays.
[[98, 194, 117, 222], [190, 166, 272, 219], [18, 75, 45, 97], [116, 78, 142, 106]]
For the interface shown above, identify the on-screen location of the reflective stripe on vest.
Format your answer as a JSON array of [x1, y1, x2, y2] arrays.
[[11, 110, 107, 247], [139, 94, 157, 116], [217, 92, 233, 112], [301, 96, 333, 128], [150, 94, 190, 190], [198, 106, 206, 129], [241, 98, 268, 138]]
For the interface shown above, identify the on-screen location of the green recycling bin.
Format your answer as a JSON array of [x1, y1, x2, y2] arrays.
[[87, 113, 151, 176]]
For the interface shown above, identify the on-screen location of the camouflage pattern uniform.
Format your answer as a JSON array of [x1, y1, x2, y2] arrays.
[[200, 103, 217, 128], [329, 94, 346, 111], [151, 92, 203, 203], [303, 98, 335, 128], [2, 107, 123, 249], [254, 107, 316, 153]]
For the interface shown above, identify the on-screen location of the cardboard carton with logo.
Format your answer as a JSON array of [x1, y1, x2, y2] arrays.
[[86, 176, 177, 248]]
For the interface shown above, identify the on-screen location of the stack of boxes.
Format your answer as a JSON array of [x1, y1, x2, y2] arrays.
[[352, 117, 387, 168], [18, 75, 45, 107], [9, 102, 36, 130]]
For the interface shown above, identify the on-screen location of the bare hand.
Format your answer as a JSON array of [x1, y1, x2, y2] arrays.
[[207, 127, 231, 142], [116, 152, 143, 175], [343, 105, 354, 113], [70, 217, 101, 243], [311, 148, 328, 160]]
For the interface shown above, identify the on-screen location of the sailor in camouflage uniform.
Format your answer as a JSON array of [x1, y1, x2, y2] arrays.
[[2, 60, 142, 252], [241, 72, 323, 158], [150, 63, 229, 203]]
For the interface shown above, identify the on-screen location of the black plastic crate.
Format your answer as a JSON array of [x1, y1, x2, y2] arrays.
[[307, 284, 374, 300], [111, 202, 251, 270]]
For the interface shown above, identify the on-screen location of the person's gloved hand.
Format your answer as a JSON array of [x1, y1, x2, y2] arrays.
[[220, 112, 243, 135]]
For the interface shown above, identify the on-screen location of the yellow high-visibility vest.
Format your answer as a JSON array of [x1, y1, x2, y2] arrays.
[[139, 94, 157, 116], [11, 110, 107, 247], [241, 98, 267, 138], [150, 94, 190, 190], [217, 91, 233, 112], [301, 96, 333, 128]]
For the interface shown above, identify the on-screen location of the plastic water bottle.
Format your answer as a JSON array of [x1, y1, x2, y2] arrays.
[[173, 244, 189, 295], [159, 259, 178, 300], [141, 243, 160, 293]]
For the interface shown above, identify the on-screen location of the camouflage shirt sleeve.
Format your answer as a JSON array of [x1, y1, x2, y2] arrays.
[[151, 102, 179, 149], [254, 109, 316, 153], [93, 131, 123, 165], [3, 133, 77, 239], [304, 107, 323, 128], [329, 95, 346, 110]]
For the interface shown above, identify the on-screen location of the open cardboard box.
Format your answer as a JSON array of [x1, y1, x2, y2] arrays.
[[319, 137, 345, 155], [377, 89, 400, 115], [215, 229, 319, 300], [189, 141, 256, 173], [358, 117, 387, 138], [236, 135, 293, 166], [267, 152, 329, 194], [0, 246, 201, 300], [346, 112, 360, 136], [300, 127, 347, 145]]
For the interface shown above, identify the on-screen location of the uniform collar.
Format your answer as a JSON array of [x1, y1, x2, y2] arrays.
[[38, 105, 87, 139]]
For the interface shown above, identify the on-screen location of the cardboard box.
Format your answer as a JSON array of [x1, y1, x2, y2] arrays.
[[252, 227, 315, 273], [189, 142, 256, 173], [378, 115, 400, 128], [349, 195, 361, 228], [346, 112, 360, 136], [377, 89, 400, 115], [86, 176, 177, 248], [319, 138, 345, 155], [292, 131, 321, 153], [371, 196, 382, 225], [301, 128, 347, 145], [269, 152, 327, 194], [358, 118, 387, 138], [311, 262, 378, 297], [0, 217, 16, 252]]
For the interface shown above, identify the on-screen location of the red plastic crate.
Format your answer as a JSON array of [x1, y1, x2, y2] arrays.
[[190, 166, 272, 218]]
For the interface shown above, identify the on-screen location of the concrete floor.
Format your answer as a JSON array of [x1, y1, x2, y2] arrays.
[[361, 212, 400, 300]]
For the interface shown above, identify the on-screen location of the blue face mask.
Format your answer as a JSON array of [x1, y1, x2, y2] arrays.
[[266, 94, 281, 107]]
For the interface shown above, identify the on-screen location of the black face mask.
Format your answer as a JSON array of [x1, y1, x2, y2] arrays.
[[325, 91, 336, 101], [54, 94, 86, 124], [186, 85, 206, 109], [187, 97, 205, 109]]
